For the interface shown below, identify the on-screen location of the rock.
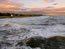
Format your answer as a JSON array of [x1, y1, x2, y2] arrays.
[[15, 36, 65, 49], [16, 36, 46, 49], [16, 41, 23, 46], [26, 36, 46, 48], [45, 36, 65, 49]]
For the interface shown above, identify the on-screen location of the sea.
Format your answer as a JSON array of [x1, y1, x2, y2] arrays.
[[0, 16, 65, 49]]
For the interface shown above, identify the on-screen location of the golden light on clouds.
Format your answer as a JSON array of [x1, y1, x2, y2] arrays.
[[0, 0, 65, 16], [0, 0, 23, 13]]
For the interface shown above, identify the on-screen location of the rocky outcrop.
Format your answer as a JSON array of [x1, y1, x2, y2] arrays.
[[16, 36, 65, 49], [45, 36, 65, 49], [26, 36, 46, 48]]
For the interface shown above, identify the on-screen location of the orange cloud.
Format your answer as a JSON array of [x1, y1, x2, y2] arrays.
[[0, 0, 24, 13], [43, 7, 65, 16], [44, 0, 48, 2]]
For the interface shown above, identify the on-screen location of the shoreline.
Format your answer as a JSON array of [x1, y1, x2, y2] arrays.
[[0, 16, 41, 18]]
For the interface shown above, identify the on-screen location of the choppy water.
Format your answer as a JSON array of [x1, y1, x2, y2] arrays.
[[0, 16, 65, 49]]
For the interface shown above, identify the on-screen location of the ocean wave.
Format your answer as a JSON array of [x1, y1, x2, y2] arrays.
[[0, 16, 65, 49]]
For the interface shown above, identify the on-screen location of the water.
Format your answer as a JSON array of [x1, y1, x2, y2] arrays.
[[0, 16, 65, 49]]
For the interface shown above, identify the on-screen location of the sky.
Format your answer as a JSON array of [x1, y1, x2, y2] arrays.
[[1, 0, 65, 9], [0, 0, 65, 15], [10, 0, 65, 8]]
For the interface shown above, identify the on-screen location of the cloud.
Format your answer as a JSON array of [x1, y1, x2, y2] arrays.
[[43, 7, 65, 16], [0, 0, 8, 3], [0, 0, 24, 13], [44, 0, 55, 3]]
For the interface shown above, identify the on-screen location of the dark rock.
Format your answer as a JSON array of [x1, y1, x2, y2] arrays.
[[26, 36, 65, 49], [16, 41, 23, 46], [45, 36, 65, 49], [26, 36, 46, 48], [16, 36, 65, 49], [16, 36, 46, 49]]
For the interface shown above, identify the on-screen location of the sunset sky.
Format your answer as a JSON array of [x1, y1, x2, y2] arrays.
[[18, 0, 65, 8], [0, 0, 65, 15], [0, 0, 65, 8]]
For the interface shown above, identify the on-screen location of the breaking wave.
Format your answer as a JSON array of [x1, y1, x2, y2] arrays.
[[0, 16, 65, 49]]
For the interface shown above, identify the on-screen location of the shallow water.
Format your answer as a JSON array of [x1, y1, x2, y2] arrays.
[[0, 16, 65, 49]]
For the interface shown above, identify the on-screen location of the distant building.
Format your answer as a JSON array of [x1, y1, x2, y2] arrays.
[[11, 14, 13, 17]]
